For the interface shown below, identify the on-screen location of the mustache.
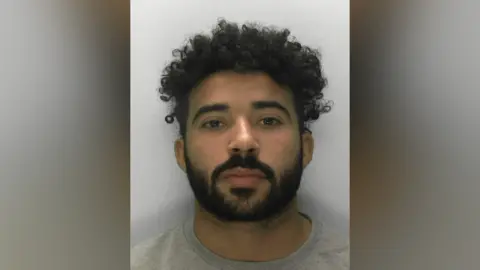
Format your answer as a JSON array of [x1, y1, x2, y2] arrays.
[[211, 155, 275, 184]]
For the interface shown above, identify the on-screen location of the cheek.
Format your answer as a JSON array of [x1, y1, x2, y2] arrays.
[[188, 136, 228, 174], [259, 131, 300, 169]]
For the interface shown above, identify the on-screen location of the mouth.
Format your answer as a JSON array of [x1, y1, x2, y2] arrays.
[[225, 175, 264, 187], [220, 168, 266, 188]]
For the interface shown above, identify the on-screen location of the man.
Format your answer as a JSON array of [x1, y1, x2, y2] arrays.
[[132, 19, 349, 270]]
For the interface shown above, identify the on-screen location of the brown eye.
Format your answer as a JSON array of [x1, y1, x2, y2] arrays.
[[201, 119, 225, 130], [260, 117, 282, 126]]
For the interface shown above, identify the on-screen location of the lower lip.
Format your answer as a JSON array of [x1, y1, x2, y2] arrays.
[[225, 176, 264, 187]]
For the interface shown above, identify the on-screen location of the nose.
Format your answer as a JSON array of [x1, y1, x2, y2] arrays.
[[227, 118, 259, 157]]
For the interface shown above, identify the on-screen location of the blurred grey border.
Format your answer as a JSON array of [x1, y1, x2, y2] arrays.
[[0, 1, 129, 270], [351, 0, 480, 269]]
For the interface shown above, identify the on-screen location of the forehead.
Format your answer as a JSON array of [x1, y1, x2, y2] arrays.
[[189, 71, 294, 110]]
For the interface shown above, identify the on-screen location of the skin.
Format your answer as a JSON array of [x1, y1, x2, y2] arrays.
[[174, 71, 315, 261]]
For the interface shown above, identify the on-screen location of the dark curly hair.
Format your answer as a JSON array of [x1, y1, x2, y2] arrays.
[[159, 19, 331, 138]]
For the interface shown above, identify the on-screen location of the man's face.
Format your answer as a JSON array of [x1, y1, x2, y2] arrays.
[[175, 71, 314, 222]]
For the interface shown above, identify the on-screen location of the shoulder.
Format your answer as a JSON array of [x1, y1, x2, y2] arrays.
[[312, 223, 350, 269], [131, 225, 186, 270]]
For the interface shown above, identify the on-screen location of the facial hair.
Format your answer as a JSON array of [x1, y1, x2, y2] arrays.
[[184, 145, 304, 222]]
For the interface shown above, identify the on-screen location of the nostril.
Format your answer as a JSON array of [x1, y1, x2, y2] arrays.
[[229, 146, 258, 154]]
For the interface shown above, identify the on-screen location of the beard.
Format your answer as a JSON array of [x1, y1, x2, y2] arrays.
[[184, 146, 304, 222]]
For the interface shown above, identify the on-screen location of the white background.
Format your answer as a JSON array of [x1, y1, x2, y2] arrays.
[[131, 0, 349, 246]]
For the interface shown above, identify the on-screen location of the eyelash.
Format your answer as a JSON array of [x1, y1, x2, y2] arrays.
[[200, 117, 283, 130], [201, 119, 225, 129], [260, 117, 282, 126]]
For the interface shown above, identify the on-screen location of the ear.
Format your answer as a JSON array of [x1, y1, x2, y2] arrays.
[[174, 138, 186, 172], [301, 131, 314, 169]]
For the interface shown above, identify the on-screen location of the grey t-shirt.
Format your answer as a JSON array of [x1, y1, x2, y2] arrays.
[[131, 214, 349, 270]]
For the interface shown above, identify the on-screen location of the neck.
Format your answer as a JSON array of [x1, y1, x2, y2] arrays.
[[193, 199, 312, 262]]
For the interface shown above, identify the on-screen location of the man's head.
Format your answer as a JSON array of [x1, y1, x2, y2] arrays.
[[159, 19, 330, 222]]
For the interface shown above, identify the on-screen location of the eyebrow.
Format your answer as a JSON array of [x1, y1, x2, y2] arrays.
[[251, 101, 291, 120], [191, 100, 291, 124], [191, 103, 230, 124]]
